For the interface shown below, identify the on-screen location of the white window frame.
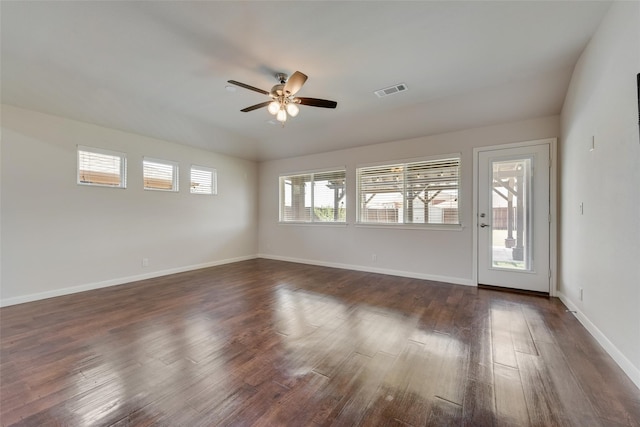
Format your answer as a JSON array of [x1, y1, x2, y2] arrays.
[[77, 145, 127, 189], [190, 165, 217, 195], [279, 168, 347, 224], [143, 157, 179, 192], [356, 154, 461, 228]]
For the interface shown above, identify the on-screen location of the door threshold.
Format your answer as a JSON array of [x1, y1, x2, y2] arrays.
[[478, 284, 550, 298]]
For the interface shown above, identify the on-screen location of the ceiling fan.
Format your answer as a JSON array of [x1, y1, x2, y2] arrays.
[[227, 71, 337, 124]]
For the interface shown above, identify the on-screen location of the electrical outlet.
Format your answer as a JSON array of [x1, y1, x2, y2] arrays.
[[142, 258, 149, 267], [579, 287, 583, 301], [372, 254, 377, 262], [579, 202, 584, 215]]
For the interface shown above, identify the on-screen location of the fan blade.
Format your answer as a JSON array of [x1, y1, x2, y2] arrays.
[[241, 101, 271, 112], [228, 80, 269, 95], [284, 71, 308, 96], [297, 97, 337, 109]]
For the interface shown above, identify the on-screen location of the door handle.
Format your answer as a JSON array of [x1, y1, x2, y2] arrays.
[[480, 223, 490, 228]]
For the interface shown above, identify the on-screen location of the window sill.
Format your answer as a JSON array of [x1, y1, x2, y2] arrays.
[[144, 188, 179, 193], [278, 222, 348, 227], [77, 182, 126, 189], [355, 223, 464, 231]]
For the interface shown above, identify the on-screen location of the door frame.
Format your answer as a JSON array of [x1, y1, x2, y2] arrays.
[[472, 138, 558, 296]]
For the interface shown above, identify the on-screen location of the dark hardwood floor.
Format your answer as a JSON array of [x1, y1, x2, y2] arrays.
[[1, 259, 639, 426]]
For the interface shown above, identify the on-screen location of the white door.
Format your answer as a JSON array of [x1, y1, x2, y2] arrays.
[[477, 143, 550, 293]]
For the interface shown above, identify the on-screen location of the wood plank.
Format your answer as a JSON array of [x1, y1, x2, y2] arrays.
[[363, 341, 429, 426], [493, 363, 530, 427], [310, 352, 370, 425], [553, 321, 640, 426], [515, 351, 566, 426], [330, 351, 396, 426], [511, 306, 538, 355], [1, 259, 638, 426], [535, 341, 601, 426], [426, 397, 464, 426], [490, 307, 518, 368], [462, 379, 496, 427], [430, 331, 469, 406], [254, 372, 330, 425]]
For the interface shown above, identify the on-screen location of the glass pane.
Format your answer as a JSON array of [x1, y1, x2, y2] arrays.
[[144, 160, 176, 191], [491, 158, 532, 271], [281, 175, 312, 221], [190, 167, 215, 194], [359, 165, 403, 223], [78, 150, 123, 187], [357, 158, 460, 225], [313, 171, 346, 222], [405, 159, 459, 224]]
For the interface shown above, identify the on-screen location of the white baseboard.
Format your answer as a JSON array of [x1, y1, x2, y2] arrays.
[[257, 253, 475, 287], [0, 255, 257, 307], [557, 291, 640, 389]]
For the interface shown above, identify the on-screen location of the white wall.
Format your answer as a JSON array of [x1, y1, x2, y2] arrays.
[[559, 1, 640, 386], [258, 116, 559, 285], [1, 105, 258, 306]]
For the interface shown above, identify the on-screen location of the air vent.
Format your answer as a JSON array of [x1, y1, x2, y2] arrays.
[[374, 83, 408, 98]]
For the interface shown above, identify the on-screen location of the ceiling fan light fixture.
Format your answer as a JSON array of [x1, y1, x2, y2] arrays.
[[268, 101, 280, 115], [227, 70, 337, 126], [286, 102, 299, 117]]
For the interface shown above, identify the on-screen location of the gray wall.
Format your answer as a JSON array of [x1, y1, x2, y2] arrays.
[[258, 116, 560, 285], [559, 1, 640, 386], [1, 105, 259, 305]]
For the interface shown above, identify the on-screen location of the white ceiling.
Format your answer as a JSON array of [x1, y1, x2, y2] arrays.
[[1, 1, 611, 161]]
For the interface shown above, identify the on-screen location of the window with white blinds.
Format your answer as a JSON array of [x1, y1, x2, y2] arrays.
[[190, 165, 217, 195], [357, 156, 460, 225], [280, 169, 346, 223], [143, 158, 178, 191], [77, 145, 126, 188]]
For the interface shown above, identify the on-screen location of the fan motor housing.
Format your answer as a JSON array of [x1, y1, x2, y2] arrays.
[[270, 84, 286, 98]]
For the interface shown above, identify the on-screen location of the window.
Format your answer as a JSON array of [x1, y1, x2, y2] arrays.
[[280, 169, 346, 223], [143, 158, 178, 191], [190, 165, 217, 195], [357, 156, 460, 225], [77, 145, 126, 188]]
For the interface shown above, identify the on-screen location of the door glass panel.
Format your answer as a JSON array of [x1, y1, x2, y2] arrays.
[[491, 158, 532, 271]]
